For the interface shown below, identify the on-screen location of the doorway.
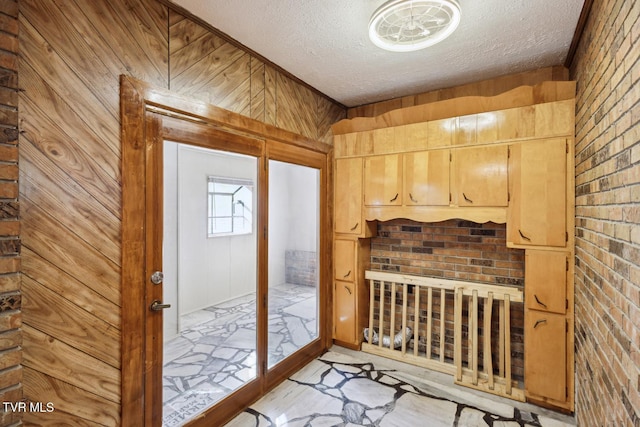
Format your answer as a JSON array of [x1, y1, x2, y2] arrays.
[[120, 77, 331, 426]]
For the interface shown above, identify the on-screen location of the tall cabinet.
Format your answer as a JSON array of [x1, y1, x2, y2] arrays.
[[332, 82, 576, 412]]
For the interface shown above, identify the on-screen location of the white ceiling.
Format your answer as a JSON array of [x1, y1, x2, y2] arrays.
[[171, 0, 585, 108]]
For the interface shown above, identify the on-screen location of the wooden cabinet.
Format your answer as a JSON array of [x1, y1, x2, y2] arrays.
[[335, 158, 365, 235], [364, 154, 402, 206], [525, 250, 567, 314], [403, 150, 450, 206], [333, 238, 370, 348], [524, 249, 571, 407], [451, 145, 508, 207], [524, 311, 567, 403], [365, 150, 450, 207], [508, 138, 567, 247]]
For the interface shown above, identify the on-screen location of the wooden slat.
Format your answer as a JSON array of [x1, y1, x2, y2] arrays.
[[275, 72, 319, 140], [378, 282, 385, 349], [390, 283, 396, 349], [426, 287, 432, 358], [505, 294, 512, 395], [471, 290, 478, 386], [440, 290, 446, 363], [413, 285, 420, 357], [499, 301, 505, 377], [484, 292, 494, 390], [368, 281, 375, 346], [454, 288, 463, 381], [401, 284, 408, 353]]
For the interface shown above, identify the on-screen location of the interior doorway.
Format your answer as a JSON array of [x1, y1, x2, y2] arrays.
[[120, 77, 331, 427]]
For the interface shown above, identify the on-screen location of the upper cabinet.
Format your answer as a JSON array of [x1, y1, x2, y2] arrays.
[[364, 154, 402, 206], [507, 138, 568, 248], [403, 150, 450, 206], [335, 157, 365, 235], [451, 145, 508, 207]]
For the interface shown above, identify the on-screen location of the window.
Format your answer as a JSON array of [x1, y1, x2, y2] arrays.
[[207, 177, 253, 236]]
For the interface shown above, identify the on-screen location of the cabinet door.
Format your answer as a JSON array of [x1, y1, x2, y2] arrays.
[[452, 145, 508, 207], [525, 250, 567, 314], [334, 280, 356, 344], [334, 239, 356, 282], [525, 311, 566, 403], [335, 158, 363, 234], [508, 138, 567, 247], [364, 154, 402, 206], [403, 150, 450, 206]]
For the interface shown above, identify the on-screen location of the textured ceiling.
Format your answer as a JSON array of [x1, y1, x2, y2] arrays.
[[171, 0, 585, 107]]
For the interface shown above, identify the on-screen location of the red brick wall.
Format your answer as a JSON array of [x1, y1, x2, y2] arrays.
[[0, 1, 21, 426], [570, 0, 640, 425]]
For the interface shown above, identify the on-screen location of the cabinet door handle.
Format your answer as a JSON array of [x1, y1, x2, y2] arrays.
[[534, 319, 547, 329], [534, 294, 547, 309], [350, 222, 359, 231], [518, 229, 531, 241], [409, 193, 418, 203], [463, 192, 473, 203], [343, 270, 351, 278], [390, 193, 399, 202], [344, 285, 352, 295]]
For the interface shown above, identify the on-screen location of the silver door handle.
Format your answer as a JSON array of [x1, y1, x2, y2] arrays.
[[150, 300, 171, 311]]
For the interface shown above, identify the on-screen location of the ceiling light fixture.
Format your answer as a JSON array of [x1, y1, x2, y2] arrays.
[[369, 0, 461, 52]]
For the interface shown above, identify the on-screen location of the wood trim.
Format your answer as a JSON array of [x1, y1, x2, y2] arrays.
[[120, 76, 147, 427], [333, 81, 576, 135], [564, 0, 595, 69]]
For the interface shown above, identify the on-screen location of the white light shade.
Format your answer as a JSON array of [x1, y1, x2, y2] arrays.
[[369, 0, 461, 52]]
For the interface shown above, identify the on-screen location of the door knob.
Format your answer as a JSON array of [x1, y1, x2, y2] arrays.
[[150, 271, 164, 285], [150, 300, 171, 311]]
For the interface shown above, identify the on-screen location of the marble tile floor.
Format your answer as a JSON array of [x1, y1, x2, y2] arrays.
[[225, 346, 576, 427], [163, 283, 318, 426]]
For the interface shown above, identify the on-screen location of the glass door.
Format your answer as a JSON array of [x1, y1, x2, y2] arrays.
[[162, 142, 259, 426], [267, 159, 320, 369]]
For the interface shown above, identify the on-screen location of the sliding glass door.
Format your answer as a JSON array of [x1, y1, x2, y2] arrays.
[[162, 142, 259, 426], [267, 160, 320, 369]]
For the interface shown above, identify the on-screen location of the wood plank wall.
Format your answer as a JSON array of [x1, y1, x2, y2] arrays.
[[0, 1, 20, 426], [16, 0, 345, 425]]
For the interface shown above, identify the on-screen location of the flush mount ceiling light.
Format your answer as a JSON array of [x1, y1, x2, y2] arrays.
[[369, 0, 461, 52]]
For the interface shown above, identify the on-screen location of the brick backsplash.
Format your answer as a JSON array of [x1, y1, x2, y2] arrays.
[[370, 219, 525, 287]]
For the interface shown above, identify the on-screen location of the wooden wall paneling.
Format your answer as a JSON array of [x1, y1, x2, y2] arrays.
[[23, 367, 119, 426], [67, 0, 168, 88], [21, 275, 119, 368], [19, 18, 120, 151], [20, 247, 120, 329], [318, 95, 346, 145], [169, 11, 252, 114], [265, 64, 278, 126], [22, 324, 120, 403], [275, 71, 319, 140], [251, 56, 266, 121]]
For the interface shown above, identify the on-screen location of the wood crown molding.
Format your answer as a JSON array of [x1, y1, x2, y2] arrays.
[[332, 81, 577, 135]]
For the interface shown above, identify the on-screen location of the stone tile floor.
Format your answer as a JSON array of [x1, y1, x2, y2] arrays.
[[225, 347, 576, 427], [162, 283, 318, 426]]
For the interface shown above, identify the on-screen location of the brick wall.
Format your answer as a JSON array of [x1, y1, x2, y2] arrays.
[[0, 1, 20, 426], [369, 219, 525, 381], [570, 0, 640, 425]]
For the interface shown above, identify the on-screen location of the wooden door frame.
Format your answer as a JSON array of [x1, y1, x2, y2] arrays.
[[120, 76, 333, 426]]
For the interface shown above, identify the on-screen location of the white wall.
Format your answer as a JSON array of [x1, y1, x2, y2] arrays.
[[268, 161, 319, 287], [164, 143, 258, 327]]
